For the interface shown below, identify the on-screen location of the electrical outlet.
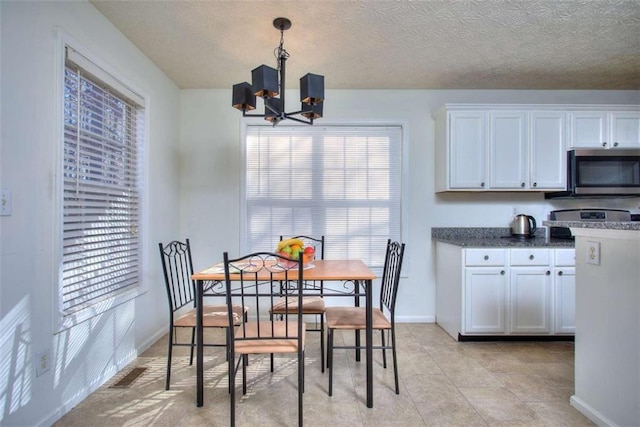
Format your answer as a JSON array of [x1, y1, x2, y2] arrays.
[[586, 241, 600, 265], [35, 349, 51, 377], [1, 189, 11, 216]]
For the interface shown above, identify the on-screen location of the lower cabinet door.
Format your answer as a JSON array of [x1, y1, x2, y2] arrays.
[[464, 268, 507, 333], [509, 267, 552, 333], [554, 267, 576, 333]]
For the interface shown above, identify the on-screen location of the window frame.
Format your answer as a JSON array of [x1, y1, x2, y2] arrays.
[[54, 32, 149, 332], [239, 118, 409, 271]]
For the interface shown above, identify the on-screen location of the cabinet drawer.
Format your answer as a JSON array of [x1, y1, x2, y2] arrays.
[[510, 248, 551, 266], [465, 249, 506, 266], [555, 249, 576, 266]]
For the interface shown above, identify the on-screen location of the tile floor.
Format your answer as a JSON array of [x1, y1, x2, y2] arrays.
[[54, 324, 594, 426]]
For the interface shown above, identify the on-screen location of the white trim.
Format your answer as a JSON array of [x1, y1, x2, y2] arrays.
[[65, 47, 145, 107], [396, 315, 436, 323], [52, 27, 151, 333], [570, 395, 620, 427]]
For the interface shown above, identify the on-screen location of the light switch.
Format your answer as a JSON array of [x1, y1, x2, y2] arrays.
[[1, 189, 11, 216], [586, 241, 600, 265]]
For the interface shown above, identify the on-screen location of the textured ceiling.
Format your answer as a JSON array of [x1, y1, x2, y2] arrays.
[[90, 0, 640, 90]]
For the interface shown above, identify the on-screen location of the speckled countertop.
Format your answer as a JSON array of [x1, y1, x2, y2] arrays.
[[432, 227, 575, 248], [543, 220, 640, 231]]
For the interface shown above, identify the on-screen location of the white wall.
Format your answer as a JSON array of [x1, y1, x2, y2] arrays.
[[0, 2, 180, 425], [180, 89, 640, 323]]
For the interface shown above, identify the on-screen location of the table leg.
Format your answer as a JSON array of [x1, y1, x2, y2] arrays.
[[196, 279, 204, 407], [354, 280, 361, 361], [366, 278, 373, 408]]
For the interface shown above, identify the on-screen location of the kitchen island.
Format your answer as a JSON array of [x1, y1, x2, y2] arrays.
[[543, 220, 640, 427]]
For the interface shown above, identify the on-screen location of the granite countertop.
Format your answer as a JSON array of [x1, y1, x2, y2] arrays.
[[432, 227, 575, 248], [543, 220, 640, 231]]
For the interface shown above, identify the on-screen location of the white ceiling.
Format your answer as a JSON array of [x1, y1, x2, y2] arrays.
[[90, 0, 640, 90]]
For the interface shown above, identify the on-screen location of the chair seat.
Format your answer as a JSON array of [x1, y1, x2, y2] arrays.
[[174, 304, 246, 328], [325, 306, 391, 330], [271, 296, 325, 314], [235, 321, 306, 354]]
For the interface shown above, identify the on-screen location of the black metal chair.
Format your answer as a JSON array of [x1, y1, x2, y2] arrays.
[[158, 239, 246, 390], [223, 251, 306, 427], [325, 239, 405, 396], [271, 235, 326, 371]]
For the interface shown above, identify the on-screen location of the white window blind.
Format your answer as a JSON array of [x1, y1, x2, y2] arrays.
[[61, 47, 144, 321], [244, 124, 402, 268]]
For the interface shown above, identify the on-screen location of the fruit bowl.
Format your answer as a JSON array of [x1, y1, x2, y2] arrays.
[[278, 250, 314, 269], [276, 237, 315, 269]]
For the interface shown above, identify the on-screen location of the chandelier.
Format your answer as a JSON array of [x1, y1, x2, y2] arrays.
[[232, 17, 325, 126]]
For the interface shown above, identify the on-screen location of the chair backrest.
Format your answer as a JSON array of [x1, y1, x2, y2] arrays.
[[379, 239, 405, 317], [280, 235, 325, 260], [223, 252, 305, 349], [159, 239, 196, 313]]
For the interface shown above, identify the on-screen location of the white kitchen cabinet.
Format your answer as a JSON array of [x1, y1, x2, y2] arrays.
[[530, 112, 566, 189], [463, 248, 508, 334], [509, 267, 552, 333], [435, 105, 567, 192], [448, 111, 487, 189], [435, 242, 575, 340], [489, 112, 527, 189], [611, 111, 640, 147], [569, 111, 640, 148], [465, 267, 507, 333], [553, 248, 576, 334], [509, 248, 552, 334]]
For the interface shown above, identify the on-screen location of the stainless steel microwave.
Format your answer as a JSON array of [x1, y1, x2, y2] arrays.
[[546, 149, 640, 198]]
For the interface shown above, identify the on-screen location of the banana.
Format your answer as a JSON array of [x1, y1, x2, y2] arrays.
[[277, 237, 304, 251]]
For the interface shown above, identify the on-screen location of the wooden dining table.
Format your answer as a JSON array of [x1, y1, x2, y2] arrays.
[[191, 259, 377, 408]]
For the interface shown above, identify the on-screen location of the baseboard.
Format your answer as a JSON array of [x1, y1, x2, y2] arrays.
[[38, 326, 167, 426], [395, 315, 435, 323], [458, 334, 574, 342], [570, 395, 620, 427], [138, 326, 168, 354]]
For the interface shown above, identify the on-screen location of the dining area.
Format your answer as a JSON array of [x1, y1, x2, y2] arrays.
[[157, 236, 405, 426], [51, 238, 591, 427]]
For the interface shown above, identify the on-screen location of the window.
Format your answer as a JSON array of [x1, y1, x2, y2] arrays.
[[243, 124, 402, 268], [60, 46, 145, 327]]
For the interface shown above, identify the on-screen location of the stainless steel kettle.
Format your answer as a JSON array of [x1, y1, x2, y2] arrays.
[[511, 214, 537, 237]]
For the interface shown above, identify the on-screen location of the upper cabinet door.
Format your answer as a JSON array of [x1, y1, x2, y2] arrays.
[[569, 112, 608, 148], [610, 112, 640, 148], [449, 111, 487, 189], [530, 112, 566, 190], [489, 112, 528, 189]]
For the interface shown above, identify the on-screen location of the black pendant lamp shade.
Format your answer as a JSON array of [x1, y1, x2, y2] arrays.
[[231, 17, 325, 125], [265, 97, 282, 122], [301, 102, 323, 119], [252, 65, 279, 98], [232, 82, 256, 111], [300, 73, 324, 105]]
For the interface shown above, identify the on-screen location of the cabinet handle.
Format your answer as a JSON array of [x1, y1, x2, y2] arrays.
[[602, 142, 607, 147], [529, 254, 535, 260], [558, 271, 564, 276], [533, 182, 537, 187], [521, 182, 525, 188], [484, 255, 489, 260], [500, 270, 505, 275], [614, 142, 619, 147], [545, 271, 551, 276], [481, 182, 485, 188]]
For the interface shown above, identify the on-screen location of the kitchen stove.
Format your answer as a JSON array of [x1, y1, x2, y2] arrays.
[[549, 208, 633, 239]]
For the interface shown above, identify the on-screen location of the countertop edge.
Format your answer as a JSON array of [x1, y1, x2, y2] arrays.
[[543, 220, 640, 231]]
